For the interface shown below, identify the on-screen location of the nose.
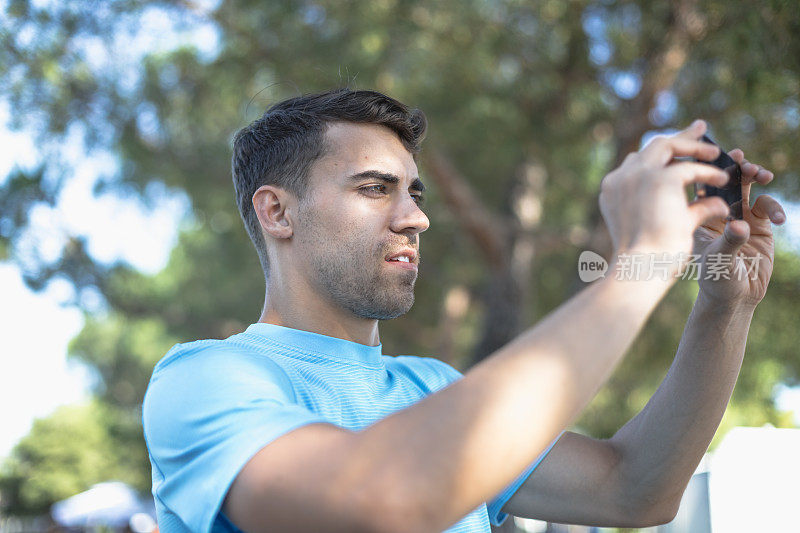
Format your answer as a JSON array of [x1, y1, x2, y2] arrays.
[[390, 193, 430, 236]]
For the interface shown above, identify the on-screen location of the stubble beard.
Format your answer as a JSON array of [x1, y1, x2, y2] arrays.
[[315, 253, 416, 320], [299, 209, 417, 321]]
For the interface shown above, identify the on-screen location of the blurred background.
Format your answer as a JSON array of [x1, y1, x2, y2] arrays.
[[1, 0, 798, 531]]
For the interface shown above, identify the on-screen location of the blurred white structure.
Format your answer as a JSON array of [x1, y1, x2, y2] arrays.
[[657, 426, 800, 533], [522, 426, 800, 533], [51, 481, 156, 531], [708, 426, 800, 532]]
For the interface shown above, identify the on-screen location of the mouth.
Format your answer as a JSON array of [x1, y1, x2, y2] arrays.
[[385, 257, 418, 271], [384, 248, 419, 271]]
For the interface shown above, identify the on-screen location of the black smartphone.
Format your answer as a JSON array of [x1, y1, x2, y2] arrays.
[[693, 134, 743, 220]]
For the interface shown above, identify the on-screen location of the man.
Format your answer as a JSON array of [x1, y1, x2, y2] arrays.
[[142, 88, 786, 532]]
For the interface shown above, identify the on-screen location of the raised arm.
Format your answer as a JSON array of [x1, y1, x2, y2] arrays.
[[224, 120, 732, 532], [500, 141, 785, 528]]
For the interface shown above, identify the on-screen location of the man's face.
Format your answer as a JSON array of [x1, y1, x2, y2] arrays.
[[291, 122, 430, 320]]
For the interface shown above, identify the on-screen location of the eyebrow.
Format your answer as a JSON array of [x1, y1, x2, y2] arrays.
[[346, 170, 426, 193]]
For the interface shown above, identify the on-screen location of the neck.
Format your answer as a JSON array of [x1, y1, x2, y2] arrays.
[[258, 277, 381, 347]]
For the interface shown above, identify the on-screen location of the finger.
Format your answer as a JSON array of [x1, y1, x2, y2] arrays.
[[664, 161, 729, 187], [699, 220, 752, 283], [688, 196, 730, 228], [741, 161, 760, 181], [729, 150, 774, 185], [742, 178, 752, 214], [755, 167, 774, 185], [743, 162, 774, 185], [678, 119, 708, 139], [750, 194, 786, 224], [644, 136, 721, 166], [720, 219, 751, 254]]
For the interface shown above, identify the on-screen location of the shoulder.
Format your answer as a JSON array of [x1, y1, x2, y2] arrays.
[[143, 338, 297, 434], [142, 336, 331, 533], [387, 355, 464, 392], [149, 336, 293, 390]]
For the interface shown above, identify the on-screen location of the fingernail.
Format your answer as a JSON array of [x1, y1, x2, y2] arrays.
[[773, 213, 785, 223]]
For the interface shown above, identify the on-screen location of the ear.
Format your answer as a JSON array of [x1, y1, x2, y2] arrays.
[[252, 185, 295, 240]]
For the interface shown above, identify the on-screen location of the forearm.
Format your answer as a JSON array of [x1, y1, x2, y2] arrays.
[[351, 275, 672, 531], [610, 294, 755, 510]]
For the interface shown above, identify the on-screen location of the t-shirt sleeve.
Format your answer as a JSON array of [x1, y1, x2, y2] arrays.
[[142, 344, 330, 533], [422, 357, 563, 527], [485, 432, 563, 526]]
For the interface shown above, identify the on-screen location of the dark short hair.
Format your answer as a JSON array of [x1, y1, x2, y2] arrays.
[[231, 88, 428, 275]]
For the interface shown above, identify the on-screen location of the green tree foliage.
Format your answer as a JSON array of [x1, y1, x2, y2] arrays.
[[1, 0, 799, 516], [0, 402, 130, 515]]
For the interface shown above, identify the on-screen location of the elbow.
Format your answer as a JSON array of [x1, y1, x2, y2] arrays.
[[628, 494, 681, 527], [639, 504, 680, 528], [611, 455, 683, 527], [613, 475, 682, 528]]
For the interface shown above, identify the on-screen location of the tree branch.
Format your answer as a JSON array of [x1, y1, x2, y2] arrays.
[[614, 0, 707, 164], [584, 0, 706, 263], [422, 148, 510, 271]]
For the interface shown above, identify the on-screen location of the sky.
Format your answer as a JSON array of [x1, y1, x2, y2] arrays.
[[0, 2, 214, 457], [0, 104, 189, 458]]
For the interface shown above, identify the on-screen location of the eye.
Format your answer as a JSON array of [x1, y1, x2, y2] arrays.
[[360, 184, 387, 195], [360, 185, 425, 207]]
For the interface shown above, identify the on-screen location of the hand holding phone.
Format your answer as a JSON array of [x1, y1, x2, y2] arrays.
[[693, 134, 743, 220]]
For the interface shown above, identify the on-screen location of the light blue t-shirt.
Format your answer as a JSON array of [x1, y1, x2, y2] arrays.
[[142, 323, 560, 532]]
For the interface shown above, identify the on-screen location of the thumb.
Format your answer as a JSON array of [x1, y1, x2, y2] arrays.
[[701, 219, 750, 280], [717, 219, 750, 255]]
